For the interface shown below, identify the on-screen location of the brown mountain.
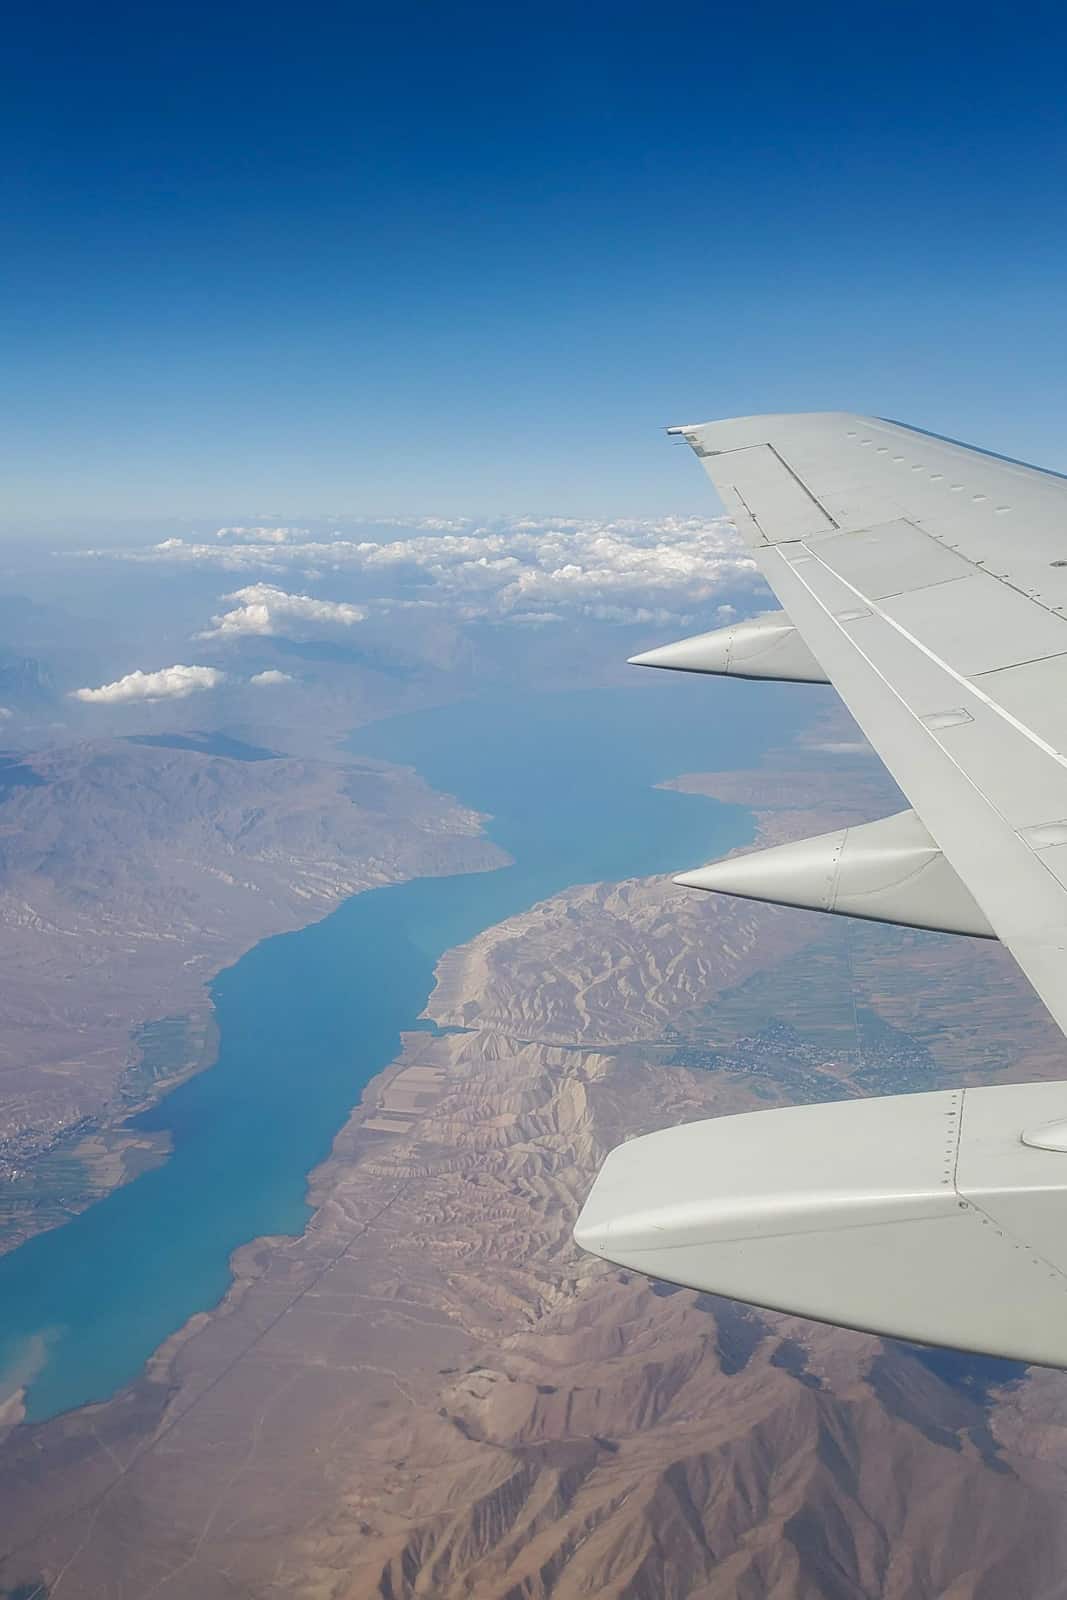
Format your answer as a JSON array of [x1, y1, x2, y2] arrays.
[[2, 747, 1067, 1597]]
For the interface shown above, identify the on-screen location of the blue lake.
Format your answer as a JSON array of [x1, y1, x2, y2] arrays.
[[0, 676, 813, 1421]]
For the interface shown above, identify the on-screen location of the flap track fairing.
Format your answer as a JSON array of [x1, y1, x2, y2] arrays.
[[629, 611, 828, 683], [675, 808, 994, 939], [574, 1081, 1067, 1367]]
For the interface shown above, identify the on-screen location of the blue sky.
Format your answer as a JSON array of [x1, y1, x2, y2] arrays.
[[6, 0, 1067, 520]]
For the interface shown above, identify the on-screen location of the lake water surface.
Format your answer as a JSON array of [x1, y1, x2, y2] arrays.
[[0, 677, 811, 1421]]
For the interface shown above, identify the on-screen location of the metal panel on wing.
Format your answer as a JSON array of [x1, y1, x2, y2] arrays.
[[714, 444, 838, 544]]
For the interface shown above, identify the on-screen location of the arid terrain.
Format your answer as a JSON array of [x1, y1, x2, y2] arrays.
[[0, 739, 503, 1251], [3, 741, 1067, 1598]]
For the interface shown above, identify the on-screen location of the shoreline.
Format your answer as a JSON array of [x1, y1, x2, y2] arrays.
[[0, 799, 507, 1262], [0, 1021, 475, 1437], [0, 709, 802, 1429]]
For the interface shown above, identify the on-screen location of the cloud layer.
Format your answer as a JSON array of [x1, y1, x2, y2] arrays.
[[200, 584, 366, 640], [73, 664, 225, 705], [86, 514, 759, 628]]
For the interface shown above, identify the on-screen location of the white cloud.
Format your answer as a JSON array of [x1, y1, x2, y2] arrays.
[[73, 664, 225, 705], [0, 707, 12, 720], [200, 584, 366, 640], [84, 514, 759, 627], [248, 669, 294, 686], [215, 526, 308, 544], [350, 516, 757, 624]]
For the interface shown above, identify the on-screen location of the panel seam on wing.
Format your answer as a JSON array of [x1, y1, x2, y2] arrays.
[[955, 1088, 1067, 1287], [797, 548, 1067, 775], [769, 546, 1067, 932]]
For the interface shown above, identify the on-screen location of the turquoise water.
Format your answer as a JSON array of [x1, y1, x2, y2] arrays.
[[0, 677, 812, 1422]]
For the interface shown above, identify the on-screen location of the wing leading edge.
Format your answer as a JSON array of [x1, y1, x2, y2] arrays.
[[575, 413, 1067, 1366]]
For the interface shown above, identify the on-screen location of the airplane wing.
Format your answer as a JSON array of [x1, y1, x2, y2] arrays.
[[575, 414, 1067, 1366]]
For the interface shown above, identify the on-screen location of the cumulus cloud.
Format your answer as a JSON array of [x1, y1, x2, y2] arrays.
[[200, 584, 366, 640], [344, 516, 758, 624], [73, 664, 225, 705], [84, 514, 759, 627], [248, 669, 294, 686]]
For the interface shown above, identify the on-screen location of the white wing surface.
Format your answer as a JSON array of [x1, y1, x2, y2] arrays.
[[674, 412, 1067, 1033], [575, 414, 1067, 1366]]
